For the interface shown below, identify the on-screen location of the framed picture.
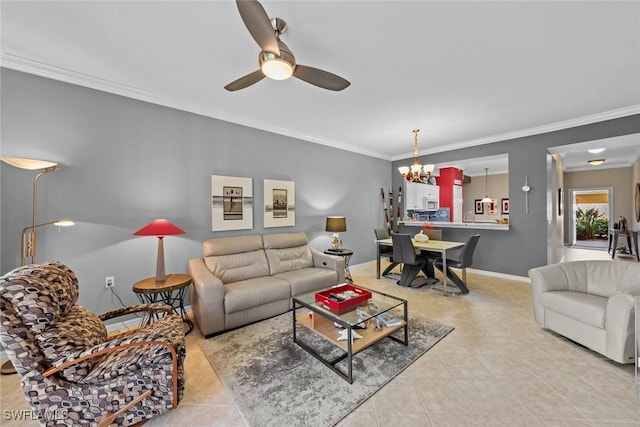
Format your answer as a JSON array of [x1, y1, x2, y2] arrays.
[[264, 179, 295, 227], [211, 175, 253, 231], [501, 198, 510, 214], [488, 199, 497, 215], [474, 199, 484, 215]]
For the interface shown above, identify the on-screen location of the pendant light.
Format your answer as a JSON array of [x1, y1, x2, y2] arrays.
[[481, 168, 493, 203]]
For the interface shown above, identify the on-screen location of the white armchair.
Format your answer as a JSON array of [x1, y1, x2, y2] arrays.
[[529, 260, 640, 364]]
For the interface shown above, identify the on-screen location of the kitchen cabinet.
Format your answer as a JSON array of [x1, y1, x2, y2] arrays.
[[404, 181, 439, 210]]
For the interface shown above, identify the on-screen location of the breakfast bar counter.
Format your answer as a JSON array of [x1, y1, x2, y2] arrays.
[[398, 220, 509, 231]]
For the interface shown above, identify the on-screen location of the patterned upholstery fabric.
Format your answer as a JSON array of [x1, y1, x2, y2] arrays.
[[35, 305, 107, 382], [0, 261, 186, 426]]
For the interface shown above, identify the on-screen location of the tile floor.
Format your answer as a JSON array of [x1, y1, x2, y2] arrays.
[[1, 248, 638, 426]]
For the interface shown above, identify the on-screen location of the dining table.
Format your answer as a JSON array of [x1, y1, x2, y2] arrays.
[[375, 237, 466, 295]]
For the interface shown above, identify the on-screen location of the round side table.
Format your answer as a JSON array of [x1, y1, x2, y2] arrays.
[[133, 273, 194, 334], [324, 248, 354, 283]]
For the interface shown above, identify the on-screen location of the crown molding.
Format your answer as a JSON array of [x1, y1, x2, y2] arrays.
[[3, 52, 639, 163], [0, 53, 390, 160], [391, 104, 640, 161]]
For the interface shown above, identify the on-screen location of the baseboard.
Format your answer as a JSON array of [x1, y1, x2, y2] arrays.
[[465, 268, 530, 283], [352, 260, 530, 283], [1, 305, 193, 362]]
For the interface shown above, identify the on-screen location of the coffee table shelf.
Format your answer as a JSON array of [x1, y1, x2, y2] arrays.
[[296, 312, 407, 355]]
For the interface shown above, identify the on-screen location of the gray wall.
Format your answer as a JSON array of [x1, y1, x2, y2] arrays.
[[0, 69, 391, 316], [3, 67, 640, 305], [395, 114, 640, 276]]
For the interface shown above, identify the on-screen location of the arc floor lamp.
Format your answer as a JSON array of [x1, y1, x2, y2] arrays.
[[1, 157, 74, 374]]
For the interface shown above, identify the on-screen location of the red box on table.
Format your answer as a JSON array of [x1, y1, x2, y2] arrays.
[[315, 284, 372, 315]]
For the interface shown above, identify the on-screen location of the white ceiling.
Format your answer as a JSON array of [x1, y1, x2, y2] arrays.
[[2, 1, 640, 170]]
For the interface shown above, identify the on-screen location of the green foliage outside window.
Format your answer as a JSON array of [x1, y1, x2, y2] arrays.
[[576, 207, 609, 240]]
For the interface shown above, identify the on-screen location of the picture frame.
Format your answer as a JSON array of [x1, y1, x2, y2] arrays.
[[264, 179, 295, 227], [474, 199, 484, 215], [501, 198, 510, 214], [211, 175, 253, 231], [488, 199, 497, 215]]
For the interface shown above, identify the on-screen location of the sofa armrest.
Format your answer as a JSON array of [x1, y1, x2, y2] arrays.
[[528, 265, 571, 325], [621, 284, 640, 295], [605, 292, 636, 363], [188, 257, 225, 336], [310, 248, 345, 283]]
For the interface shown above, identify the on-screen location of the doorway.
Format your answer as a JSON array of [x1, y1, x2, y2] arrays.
[[568, 187, 612, 249]]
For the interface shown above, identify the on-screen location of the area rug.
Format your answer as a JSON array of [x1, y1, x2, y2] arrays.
[[200, 312, 453, 427]]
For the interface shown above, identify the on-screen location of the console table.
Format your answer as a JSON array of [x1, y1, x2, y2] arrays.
[[608, 229, 639, 261]]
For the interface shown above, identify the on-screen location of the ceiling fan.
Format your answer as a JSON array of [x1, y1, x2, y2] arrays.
[[224, 0, 350, 92]]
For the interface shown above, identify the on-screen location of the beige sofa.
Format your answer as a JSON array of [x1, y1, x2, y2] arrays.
[[529, 260, 640, 364], [188, 232, 345, 336]]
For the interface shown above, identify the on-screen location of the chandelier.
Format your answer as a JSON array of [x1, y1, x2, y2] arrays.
[[397, 129, 435, 183]]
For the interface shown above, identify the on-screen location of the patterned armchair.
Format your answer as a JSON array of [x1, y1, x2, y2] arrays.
[[0, 261, 186, 426]]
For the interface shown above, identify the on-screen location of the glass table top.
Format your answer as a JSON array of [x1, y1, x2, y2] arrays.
[[293, 284, 405, 326]]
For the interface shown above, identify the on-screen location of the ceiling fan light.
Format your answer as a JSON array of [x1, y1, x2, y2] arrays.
[[261, 58, 293, 80], [588, 148, 606, 154]]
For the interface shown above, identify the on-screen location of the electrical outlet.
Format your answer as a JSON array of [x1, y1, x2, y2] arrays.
[[105, 276, 115, 289]]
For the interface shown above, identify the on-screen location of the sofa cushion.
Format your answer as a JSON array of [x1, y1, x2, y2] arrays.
[[265, 246, 314, 275], [224, 276, 291, 314], [203, 235, 263, 256], [263, 232, 308, 249], [205, 250, 270, 284], [542, 291, 607, 329], [274, 268, 339, 296]]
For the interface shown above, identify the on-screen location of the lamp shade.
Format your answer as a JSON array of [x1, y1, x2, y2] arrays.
[[134, 219, 185, 237], [1, 157, 59, 170], [325, 216, 347, 232]]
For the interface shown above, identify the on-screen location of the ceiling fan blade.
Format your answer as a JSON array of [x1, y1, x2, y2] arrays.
[[236, 0, 280, 56], [293, 65, 350, 91], [224, 70, 265, 91]]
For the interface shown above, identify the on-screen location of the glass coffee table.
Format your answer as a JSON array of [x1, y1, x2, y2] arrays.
[[292, 285, 408, 383]]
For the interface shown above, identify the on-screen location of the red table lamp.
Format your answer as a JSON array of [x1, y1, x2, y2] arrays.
[[134, 219, 185, 282]]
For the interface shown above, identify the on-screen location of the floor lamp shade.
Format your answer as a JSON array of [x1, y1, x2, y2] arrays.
[[134, 219, 185, 282]]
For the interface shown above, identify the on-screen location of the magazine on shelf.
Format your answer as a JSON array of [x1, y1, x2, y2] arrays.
[[376, 311, 401, 327]]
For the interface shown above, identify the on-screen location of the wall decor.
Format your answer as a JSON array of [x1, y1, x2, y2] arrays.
[[211, 175, 253, 231], [474, 199, 484, 215], [501, 198, 510, 214], [488, 199, 497, 215], [264, 179, 295, 227]]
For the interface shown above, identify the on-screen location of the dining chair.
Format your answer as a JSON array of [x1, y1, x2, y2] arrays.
[[374, 228, 401, 278], [391, 234, 432, 287], [433, 234, 480, 294]]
